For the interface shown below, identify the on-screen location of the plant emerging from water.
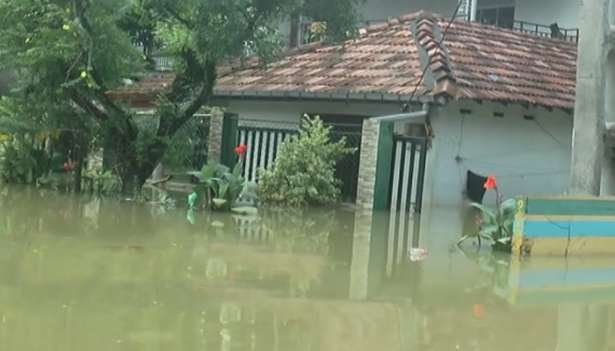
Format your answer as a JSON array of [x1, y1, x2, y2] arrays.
[[192, 144, 246, 211], [0, 134, 58, 184], [458, 176, 515, 251], [258, 116, 355, 207]]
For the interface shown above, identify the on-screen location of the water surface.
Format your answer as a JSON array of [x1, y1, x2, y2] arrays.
[[0, 186, 613, 350]]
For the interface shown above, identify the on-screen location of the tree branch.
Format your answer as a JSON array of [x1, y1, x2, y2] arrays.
[[71, 0, 137, 139], [163, 4, 193, 29], [68, 89, 108, 124], [166, 59, 216, 136]]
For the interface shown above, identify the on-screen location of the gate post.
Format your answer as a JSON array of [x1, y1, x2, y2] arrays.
[[373, 122, 395, 210], [207, 108, 238, 167], [220, 113, 238, 168], [356, 119, 394, 211], [207, 108, 224, 164]]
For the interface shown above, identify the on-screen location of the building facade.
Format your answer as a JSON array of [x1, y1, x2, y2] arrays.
[[112, 10, 578, 212], [283, 0, 581, 47]]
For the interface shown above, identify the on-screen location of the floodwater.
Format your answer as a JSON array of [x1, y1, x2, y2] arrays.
[[0, 186, 614, 350]]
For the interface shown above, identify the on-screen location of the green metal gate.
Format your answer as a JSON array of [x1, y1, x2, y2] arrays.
[[385, 136, 428, 257], [389, 136, 428, 214]]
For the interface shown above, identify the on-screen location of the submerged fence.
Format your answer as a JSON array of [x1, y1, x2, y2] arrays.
[[237, 120, 299, 183], [234, 118, 362, 202]]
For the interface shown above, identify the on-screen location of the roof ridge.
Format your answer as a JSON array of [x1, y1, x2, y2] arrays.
[[411, 12, 458, 99]]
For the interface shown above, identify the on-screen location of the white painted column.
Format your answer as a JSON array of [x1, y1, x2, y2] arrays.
[[349, 210, 373, 301], [570, 0, 610, 195], [602, 50, 615, 195], [470, 0, 478, 22]]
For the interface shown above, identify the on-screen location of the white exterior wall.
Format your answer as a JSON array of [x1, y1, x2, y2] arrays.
[[221, 98, 573, 207], [359, 0, 459, 21], [359, 0, 581, 27], [423, 101, 572, 208], [514, 0, 580, 28], [220, 99, 404, 124]]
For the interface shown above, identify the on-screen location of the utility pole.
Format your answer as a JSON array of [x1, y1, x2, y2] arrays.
[[569, 0, 611, 195]]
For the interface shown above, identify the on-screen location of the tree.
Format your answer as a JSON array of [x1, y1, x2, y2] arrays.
[[0, 0, 363, 192]]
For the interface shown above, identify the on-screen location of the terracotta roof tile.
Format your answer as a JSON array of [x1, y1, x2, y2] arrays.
[[109, 11, 578, 110]]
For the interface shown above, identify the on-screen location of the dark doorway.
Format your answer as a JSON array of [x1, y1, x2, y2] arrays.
[[307, 114, 363, 203]]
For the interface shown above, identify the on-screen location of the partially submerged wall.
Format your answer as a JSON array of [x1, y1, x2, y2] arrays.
[[424, 101, 572, 207]]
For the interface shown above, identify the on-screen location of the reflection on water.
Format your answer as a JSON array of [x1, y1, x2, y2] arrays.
[[0, 186, 614, 350]]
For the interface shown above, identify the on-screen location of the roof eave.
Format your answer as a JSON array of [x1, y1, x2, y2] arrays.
[[213, 89, 436, 105]]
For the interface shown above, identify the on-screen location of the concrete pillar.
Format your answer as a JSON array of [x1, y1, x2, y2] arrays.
[[207, 108, 224, 164], [601, 140, 615, 195], [348, 209, 373, 301], [556, 305, 587, 351], [603, 51, 615, 195], [356, 119, 381, 211], [556, 304, 609, 351], [469, 0, 478, 22], [570, 0, 610, 195]]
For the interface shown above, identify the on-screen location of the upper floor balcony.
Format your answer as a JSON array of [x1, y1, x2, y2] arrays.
[[294, 0, 580, 46], [297, 17, 579, 47], [143, 0, 581, 71]]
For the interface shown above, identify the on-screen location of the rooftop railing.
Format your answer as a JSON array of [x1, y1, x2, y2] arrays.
[[512, 20, 579, 43]]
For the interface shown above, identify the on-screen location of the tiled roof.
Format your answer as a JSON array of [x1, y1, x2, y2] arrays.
[[109, 11, 578, 110]]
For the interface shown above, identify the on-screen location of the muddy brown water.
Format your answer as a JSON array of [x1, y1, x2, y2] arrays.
[[0, 185, 613, 350]]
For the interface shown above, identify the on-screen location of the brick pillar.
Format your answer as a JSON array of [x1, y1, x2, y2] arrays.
[[356, 119, 380, 211], [207, 108, 224, 163]]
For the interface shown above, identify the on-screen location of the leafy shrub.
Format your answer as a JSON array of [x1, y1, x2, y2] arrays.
[[0, 136, 55, 184], [258, 116, 355, 207], [83, 170, 123, 194]]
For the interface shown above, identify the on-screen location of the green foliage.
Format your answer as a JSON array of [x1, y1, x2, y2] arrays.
[[162, 114, 210, 172], [259, 116, 355, 207], [0, 0, 363, 190], [195, 160, 244, 210], [83, 170, 123, 194], [458, 199, 516, 251], [300, 0, 366, 42], [0, 136, 54, 184]]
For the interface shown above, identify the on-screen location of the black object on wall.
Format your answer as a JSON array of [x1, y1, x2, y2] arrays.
[[466, 170, 487, 203]]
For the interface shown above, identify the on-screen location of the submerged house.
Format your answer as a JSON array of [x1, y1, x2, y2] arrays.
[[213, 11, 576, 210], [111, 11, 577, 214]]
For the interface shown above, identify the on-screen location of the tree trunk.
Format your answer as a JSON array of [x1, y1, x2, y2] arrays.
[[72, 141, 85, 193], [113, 137, 169, 195]]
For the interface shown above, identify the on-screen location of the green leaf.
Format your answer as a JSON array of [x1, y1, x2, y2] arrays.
[[201, 162, 219, 180], [500, 198, 517, 216], [219, 183, 229, 198], [470, 202, 497, 223], [480, 224, 499, 236], [187, 192, 198, 209], [497, 237, 512, 244], [232, 159, 243, 178], [457, 235, 470, 245]]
